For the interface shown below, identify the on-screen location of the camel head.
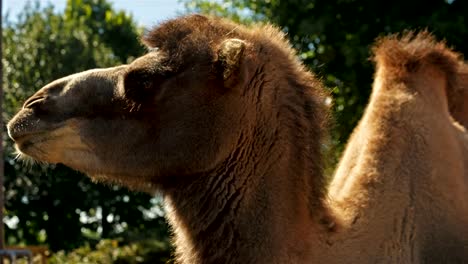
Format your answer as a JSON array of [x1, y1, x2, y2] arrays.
[[7, 15, 265, 191]]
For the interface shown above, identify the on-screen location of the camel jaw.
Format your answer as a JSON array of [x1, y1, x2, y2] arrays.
[[8, 114, 158, 191]]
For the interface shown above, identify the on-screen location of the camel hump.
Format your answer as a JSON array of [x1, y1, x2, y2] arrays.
[[372, 31, 463, 90], [372, 31, 468, 115]]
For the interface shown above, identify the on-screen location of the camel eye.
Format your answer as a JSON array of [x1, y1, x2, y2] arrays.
[[123, 67, 170, 103]]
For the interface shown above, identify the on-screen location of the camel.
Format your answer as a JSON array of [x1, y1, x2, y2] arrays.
[[329, 32, 468, 262], [6, 14, 468, 263]]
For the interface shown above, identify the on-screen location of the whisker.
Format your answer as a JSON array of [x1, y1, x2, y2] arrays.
[[12, 149, 39, 168]]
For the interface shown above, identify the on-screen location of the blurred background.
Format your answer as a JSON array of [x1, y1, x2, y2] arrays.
[[2, 0, 467, 263]]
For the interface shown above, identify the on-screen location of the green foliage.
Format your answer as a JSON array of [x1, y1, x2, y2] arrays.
[[49, 239, 173, 264], [3, 0, 170, 252], [64, 0, 144, 62], [185, 0, 468, 168]]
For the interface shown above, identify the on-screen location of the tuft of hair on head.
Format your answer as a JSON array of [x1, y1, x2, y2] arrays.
[[139, 14, 217, 71], [141, 14, 211, 48]]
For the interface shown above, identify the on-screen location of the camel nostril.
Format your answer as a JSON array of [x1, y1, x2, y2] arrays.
[[23, 97, 46, 110]]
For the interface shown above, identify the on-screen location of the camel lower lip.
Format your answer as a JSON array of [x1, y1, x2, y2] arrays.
[[14, 133, 49, 153], [17, 139, 34, 150], [15, 139, 36, 154]]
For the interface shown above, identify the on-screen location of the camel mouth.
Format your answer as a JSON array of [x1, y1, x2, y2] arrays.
[[9, 119, 85, 164], [13, 132, 57, 160], [15, 135, 38, 151], [12, 131, 47, 146], [9, 123, 62, 148]]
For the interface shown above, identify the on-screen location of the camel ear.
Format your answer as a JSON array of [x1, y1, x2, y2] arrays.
[[217, 38, 246, 87]]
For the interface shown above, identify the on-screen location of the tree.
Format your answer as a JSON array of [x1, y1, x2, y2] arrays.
[[3, 0, 171, 252], [185, 0, 468, 167]]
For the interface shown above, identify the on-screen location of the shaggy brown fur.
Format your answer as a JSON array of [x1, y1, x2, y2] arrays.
[[329, 32, 468, 263], [7, 15, 468, 263]]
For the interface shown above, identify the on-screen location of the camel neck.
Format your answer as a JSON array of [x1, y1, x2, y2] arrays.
[[162, 76, 332, 263], [163, 134, 329, 264]]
